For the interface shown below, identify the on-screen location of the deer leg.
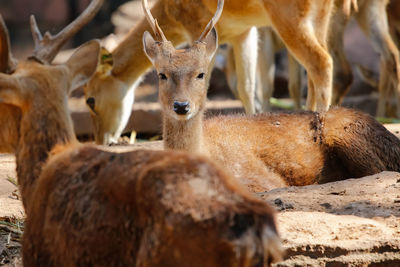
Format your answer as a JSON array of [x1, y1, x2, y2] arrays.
[[224, 45, 239, 99], [231, 27, 258, 114], [287, 53, 303, 109], [329, 7, 353, 105], [279, 29, 332, 112], [355, 0, 400, 117], [306, 78, 316, 110], [257, 27, 276, 112], [268, 6, 333, 112]]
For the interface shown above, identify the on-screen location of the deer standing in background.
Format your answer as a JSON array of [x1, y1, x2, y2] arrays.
[[329, 0, 400, 117], [84, 0, 336, 145], [357, 0, 400, 117], [254, 0, 400, 118], [0, 6, 283, 267], [143, 0, 400, 193]]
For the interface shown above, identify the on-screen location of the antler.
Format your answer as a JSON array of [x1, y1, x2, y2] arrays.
[[30, 0, 104, 64], [197, 0, 224, 42], [142, 0, 168, 42], [0, 15, 17, 73]]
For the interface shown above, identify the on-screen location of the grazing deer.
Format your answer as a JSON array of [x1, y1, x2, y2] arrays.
[[0, 5, 283, 267], [85, 0, 336, 145], [142, 0, 400, 193]]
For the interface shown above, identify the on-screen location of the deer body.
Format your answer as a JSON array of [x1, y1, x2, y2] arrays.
[[163, 105, 400, 192], [0, 6, 282, 266], [86, 0, 335, 144], [143, 0, 400, 192]]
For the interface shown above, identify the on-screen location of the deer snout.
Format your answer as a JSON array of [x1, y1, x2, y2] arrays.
[[173, 101, 190, 115]]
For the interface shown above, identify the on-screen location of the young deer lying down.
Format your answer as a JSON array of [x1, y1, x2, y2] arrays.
[[85, 0, 337, 145], [142, 0, 400, 193], [0, 10, 282, 267]]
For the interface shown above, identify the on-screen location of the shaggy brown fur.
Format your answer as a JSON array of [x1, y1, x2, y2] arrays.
[[0, 15, 282, 266], [143, 19, 400, 193], [0, 104, 20, 153]]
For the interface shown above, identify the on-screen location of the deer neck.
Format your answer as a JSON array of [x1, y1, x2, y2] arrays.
[[15, 100, 77, 209], [111, 1, 186, 85], [111, 20, 154, 85], [163, 112, 207, 155]]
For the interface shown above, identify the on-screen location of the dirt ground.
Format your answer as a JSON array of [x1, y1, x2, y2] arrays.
[[1, 148, 399, 266]]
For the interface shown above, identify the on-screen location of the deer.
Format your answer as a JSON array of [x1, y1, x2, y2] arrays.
[[0, 5, 283, 267], [253, 0, 400, 118], [84, 0, 336, 145], [327, 0, 400, 118], [0, 0, 106, 154], [356, 0, 400, 117], [142, 0, 400, 193]]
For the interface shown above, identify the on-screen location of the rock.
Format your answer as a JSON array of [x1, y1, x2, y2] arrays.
[[261, 172, 400, 266]]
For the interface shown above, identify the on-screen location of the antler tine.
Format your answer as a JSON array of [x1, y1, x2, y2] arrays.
[[197, 0, 224, 42], [142, 0, 168, 42], [30, 0, 104, 64], [0, 14, 17, 73]]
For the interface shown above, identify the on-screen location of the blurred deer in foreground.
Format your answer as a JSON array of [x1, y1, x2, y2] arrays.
[[0, 17, 20, 153], [0, 0, 105, 153], [143, 0, 400, 193], [85, 0, 336, 145], [0, 4, 283, 266]]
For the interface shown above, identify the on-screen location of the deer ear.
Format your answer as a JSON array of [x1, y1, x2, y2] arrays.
[[143, 31, 158, 64], [203, 27, 218, 62], [65, 40, 101, 90]]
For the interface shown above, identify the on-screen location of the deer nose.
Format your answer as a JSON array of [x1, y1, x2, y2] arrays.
[[173, 101, 190, 115]]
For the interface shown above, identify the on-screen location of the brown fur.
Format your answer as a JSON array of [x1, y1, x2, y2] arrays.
[[0, 15, 20, 153], [85, 0, 336, 144], [0, 15, 282, 266], [143, 25, 400, 193], [0, 104, 20, 153]]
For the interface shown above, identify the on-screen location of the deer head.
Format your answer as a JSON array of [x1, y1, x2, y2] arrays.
[[0, 0, 102, 151], [143, 0, 223, 121], [84, 47, 133, 145]]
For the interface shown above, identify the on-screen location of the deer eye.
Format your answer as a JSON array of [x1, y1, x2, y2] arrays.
[[159, 73, 168, 80], [86, 97, 95, 111], [196, 73, 205, 79]]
